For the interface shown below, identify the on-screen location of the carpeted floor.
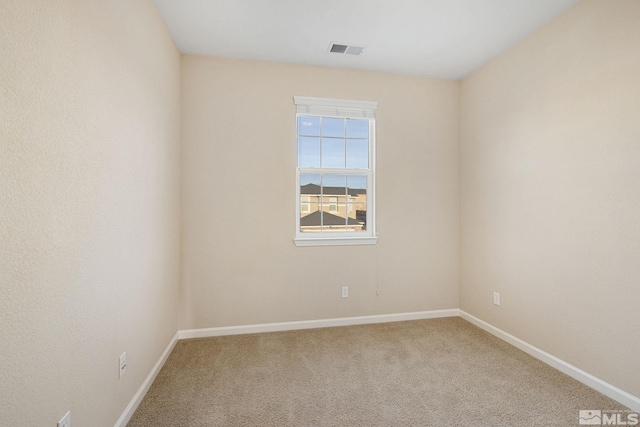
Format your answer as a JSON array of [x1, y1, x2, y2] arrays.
[[127, 317, 627, 426]]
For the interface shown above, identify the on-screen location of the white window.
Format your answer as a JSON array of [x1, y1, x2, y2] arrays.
[[294, 96, 377, 246]]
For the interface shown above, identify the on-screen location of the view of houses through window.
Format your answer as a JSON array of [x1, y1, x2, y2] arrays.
[[299, 175, 367, 232], [297, 114, 370, 233]]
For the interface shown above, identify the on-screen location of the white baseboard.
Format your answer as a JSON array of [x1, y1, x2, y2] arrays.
[[114, 331, 179, 427], [459, 310, 640, 413], [179, 309, 460, 340]]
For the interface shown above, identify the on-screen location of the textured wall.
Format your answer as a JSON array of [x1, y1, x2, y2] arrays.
[[460, 0, 640, 398], [0, 1, 181, 425], [180, 55, 459, 329]]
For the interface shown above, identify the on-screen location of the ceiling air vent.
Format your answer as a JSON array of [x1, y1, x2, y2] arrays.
[[329, 43, 364, 56]]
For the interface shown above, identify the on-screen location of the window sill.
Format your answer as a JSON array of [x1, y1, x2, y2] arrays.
[[294, 236, 378, 247]]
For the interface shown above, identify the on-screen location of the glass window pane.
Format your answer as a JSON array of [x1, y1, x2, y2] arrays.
[[349, 203, 367, 231], [300, 173, 321, 198], [309, 200, 320, 214], [328, 197, 338, 212], [346, 139, 368, 169], [346, 119, 369, 138], [322, 174, 346, 195], [321, 174, 347, 232], [298, 137, 320, 168], [322, 118, 345, 137], [300, 201, 320, 233], [300, 196, 311, 213], [300, 175, 320, 234], [347, 175, 367, 232], [336, 203, 348, 220], [347, 175, 367, 194], [322, 203, 347, 232], [298, 116, 320, 136], [321, 138, 345, 168], [321, 195, 345, 209]]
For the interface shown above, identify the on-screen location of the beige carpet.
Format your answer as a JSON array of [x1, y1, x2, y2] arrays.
[[127, 317, 627, 426]]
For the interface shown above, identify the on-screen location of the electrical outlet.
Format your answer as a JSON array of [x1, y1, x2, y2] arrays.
[[493, 292, 501, 306], [119, 352, 127, 378], [57, 410, 70, 427], [342, 286, 349, 298]]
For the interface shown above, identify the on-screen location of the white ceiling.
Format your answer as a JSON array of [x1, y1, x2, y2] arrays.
[[153, 0, 579, 80]]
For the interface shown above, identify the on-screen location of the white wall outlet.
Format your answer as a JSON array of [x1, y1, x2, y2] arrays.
[[119, 352, 127, 378], [342, 286, 349, 298], [57, 410, 71, 427], [493, 292, 501, 306]]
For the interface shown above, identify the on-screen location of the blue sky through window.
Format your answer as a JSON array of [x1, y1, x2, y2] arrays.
[[298, 116, 369, 169]]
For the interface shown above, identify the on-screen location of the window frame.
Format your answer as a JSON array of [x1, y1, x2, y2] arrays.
[[294, 96, 378, 247]]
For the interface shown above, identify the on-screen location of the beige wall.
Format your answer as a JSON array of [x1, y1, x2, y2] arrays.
[[5, 0, 639, 423], [0, 1, 181, 426], [181, 55, 460, 329], [460, 0, 640, 398]]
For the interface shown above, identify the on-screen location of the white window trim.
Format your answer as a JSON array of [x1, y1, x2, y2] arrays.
[[294, 96, 378, 247], [294, 236, 378, 247]]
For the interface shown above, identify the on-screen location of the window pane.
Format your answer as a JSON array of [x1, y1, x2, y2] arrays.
[[346, 139, 368, 169], [347, 175, 367, 231], [300, 173, 321, 199], [321, 138, 345, 168], [346, 119, 368, 139], [334, 203, 348, 220], [300, 174, 321, 233], [322, 174, 346, 194], [300, 201, 320, 233], [298, 116, 320, 136], [298, 137, 320, 168], [302, 200, 318, 215], [321, 174, 346, 231], [322, 117, 345, 137], [321, 195, 344, 210], [328, 197, 338, 212], [322, 203, 347, 232], [348, 203, 367, 231], [347, 175, 367, 194], [300, 196, 311, 213], [300, 196, 322, 233]]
